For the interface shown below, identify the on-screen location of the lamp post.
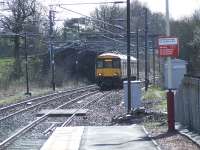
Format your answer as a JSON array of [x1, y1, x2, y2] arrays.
[[166, 0, 175, 131]]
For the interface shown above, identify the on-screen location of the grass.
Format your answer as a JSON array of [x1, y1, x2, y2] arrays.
[[0, 58, 14, 79], [0, 81, 85, 106], [0, 86, 52, 106], [0, 57, 52, 105], [155, 100, 167, 112], [0, 57, 89, 106], [142, 86, 166, 101], [142, 86, 167, 111], [0, 93, 25, 105]]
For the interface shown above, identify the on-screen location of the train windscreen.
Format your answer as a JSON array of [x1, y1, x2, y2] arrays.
[[96, 58, 120, 68], [104, 59, 112, 68]]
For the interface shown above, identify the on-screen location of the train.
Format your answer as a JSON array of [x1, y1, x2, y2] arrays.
[[95, 52, 137, 88]]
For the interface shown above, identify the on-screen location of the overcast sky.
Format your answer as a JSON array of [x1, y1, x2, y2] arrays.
[[41, 0, 200, 24]]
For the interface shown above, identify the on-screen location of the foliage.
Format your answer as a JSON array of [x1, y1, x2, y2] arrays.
[[170, 10, 200, 75], [0, 38, 14, 57], [90, 1, 166, 34], [0, 0, 44, 78], [142, 86, 167, 112], [0, 58, 14, 89], [91, 4, 123, 33], [142, 86, 166, 101]]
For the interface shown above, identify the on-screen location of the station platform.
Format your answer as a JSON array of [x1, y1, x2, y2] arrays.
[[41, 125, 158, 150]]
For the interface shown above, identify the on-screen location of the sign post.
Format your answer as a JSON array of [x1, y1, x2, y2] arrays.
[[158, 37, 179, 57], [158, 36, 179, 131]]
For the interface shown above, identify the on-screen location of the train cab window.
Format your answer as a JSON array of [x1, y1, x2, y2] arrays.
[[112, 59, 120, 68], [104, 59, 112, 68], [96, 60, 103, 68]]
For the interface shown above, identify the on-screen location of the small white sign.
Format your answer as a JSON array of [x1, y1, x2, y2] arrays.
[[158, 38, 178, 45]]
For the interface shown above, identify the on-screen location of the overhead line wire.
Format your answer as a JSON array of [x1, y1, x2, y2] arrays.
[[58, 6, 125, 31], [50, 1, 125, 6], [55, 6, 134, 47], [101, 35, 135, 47]]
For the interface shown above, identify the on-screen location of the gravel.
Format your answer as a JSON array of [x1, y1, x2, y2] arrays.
[[0, 89, 92, 143], [2, 89, 200, 150], [142, 97, 200, 150]]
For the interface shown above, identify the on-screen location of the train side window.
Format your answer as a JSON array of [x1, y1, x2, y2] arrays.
[[113, 59, 120, 68], [96, 60, 103, 68]]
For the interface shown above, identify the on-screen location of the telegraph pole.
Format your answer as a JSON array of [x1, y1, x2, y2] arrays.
[[136, 27, 139, 80], [144, 8, 148, 91], [24, 32, 31, 96], [49, 9, 56, 91], [127, 0, 131, 113]]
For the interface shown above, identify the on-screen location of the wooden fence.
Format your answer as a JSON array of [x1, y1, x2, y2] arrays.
[[175, 76, 200, 132]]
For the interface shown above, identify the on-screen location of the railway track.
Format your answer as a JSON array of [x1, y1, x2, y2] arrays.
[[40, 92, 111, 136], [0, 85, 96, 112], [61, 92, 111, 127], [0, 85, 96, 121], [0, 89, 100, 149]]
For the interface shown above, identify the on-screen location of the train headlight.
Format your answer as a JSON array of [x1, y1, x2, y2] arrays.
[[113, 73, 118, 76], [98, 73, 102, 76]]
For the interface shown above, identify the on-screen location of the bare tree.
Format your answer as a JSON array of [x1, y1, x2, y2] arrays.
[[1, 0, 38, 78]]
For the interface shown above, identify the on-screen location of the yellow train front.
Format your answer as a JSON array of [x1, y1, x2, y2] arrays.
[[95, 52, 137, 89]]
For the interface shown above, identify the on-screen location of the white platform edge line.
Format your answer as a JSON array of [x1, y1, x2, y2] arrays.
[[142, 126, 162, 150], [40, 127, 84, 150]]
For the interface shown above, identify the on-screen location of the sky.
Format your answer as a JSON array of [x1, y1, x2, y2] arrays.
[[139, 0, 200, 19], [40, 0, 200, 25]]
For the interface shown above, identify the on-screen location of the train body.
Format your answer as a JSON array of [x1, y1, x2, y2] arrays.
[[95, 52, 137, 88]]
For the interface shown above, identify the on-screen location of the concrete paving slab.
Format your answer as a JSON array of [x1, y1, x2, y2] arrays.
[[37, 109, 88, 117], [40, 127, 84, 150], [80, 125, 157, 150], [40, 125, 157, 150]]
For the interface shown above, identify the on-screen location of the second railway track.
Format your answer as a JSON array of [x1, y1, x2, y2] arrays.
[[0, 85, 96, 121], [0, 85, 98, 148], [0, 85, 96, 112], [0, 91, 111, 150]]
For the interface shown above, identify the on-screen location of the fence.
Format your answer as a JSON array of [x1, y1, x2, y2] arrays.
[[175, 76, 200, 132]]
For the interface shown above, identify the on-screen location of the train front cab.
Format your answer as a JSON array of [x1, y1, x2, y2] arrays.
[[96, 58, 122, 89]]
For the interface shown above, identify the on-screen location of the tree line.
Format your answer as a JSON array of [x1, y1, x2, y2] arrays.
[[0, 0, 200, 80]]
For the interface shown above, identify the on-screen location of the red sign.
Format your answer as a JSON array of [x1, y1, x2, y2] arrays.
[[158, 36, 179, 57]]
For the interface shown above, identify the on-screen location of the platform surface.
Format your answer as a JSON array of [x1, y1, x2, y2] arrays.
[[41, 125, 157, 150], [41, 127, 84, 150]]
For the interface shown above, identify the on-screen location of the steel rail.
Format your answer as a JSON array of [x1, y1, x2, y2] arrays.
[[61, 92, 111, 127], [0, 91, 98, 149], [0, 85, 96, 122], [0, 85, 96, 112]]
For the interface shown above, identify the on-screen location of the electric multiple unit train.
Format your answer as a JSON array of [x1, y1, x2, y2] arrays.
[[95, 52, 137, 88]]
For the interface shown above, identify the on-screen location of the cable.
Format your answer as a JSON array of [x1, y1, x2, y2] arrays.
[[54, 7, 131, 46], [92, 24, 125, 38], [58, 6, 125, 31], [101, 35, 135, 47], [50, 1, 125, 6]]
